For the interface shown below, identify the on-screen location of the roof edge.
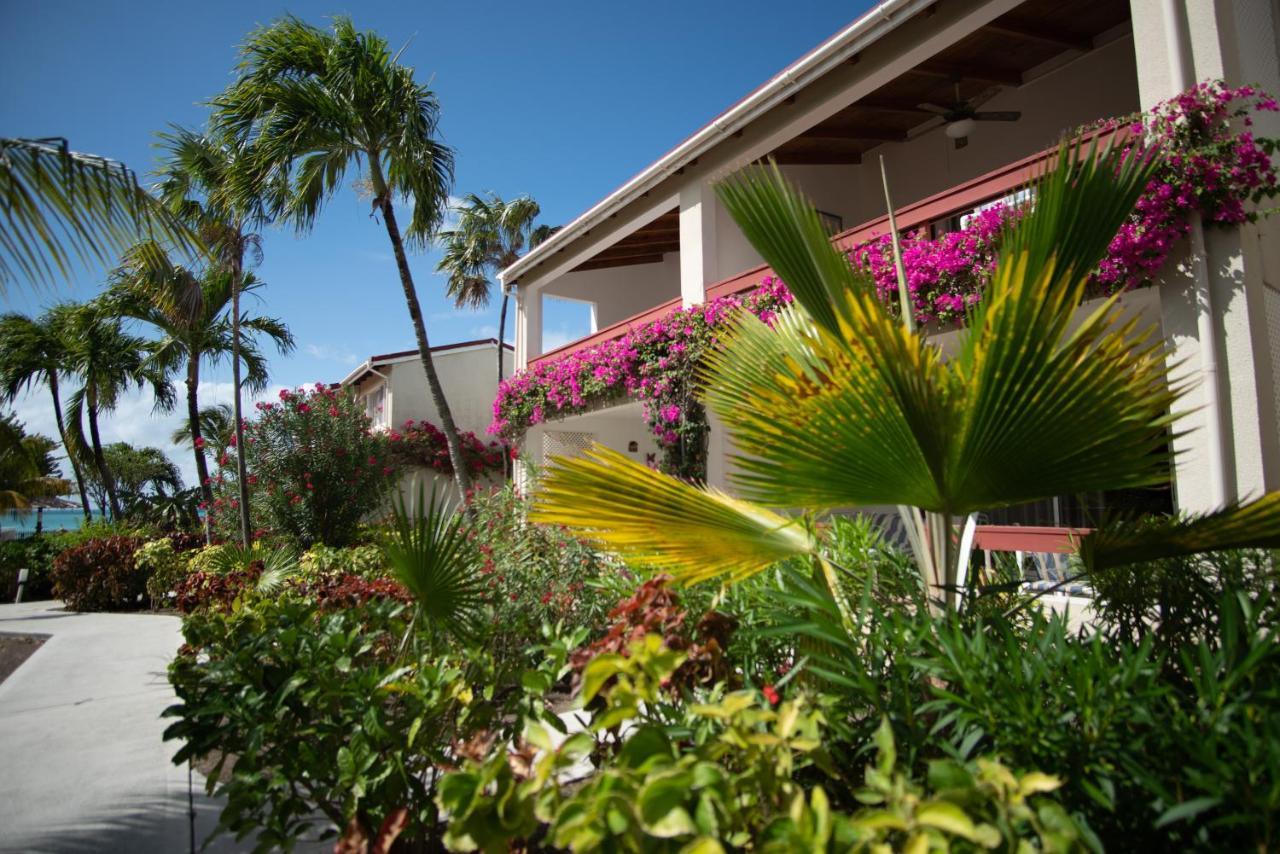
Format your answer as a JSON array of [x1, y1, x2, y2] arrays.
[[499, 0, 932, 286]]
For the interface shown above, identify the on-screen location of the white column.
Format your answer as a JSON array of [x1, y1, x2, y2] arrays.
[[679, 180, 719, 307], [1133, 0, 1280, 510], [514, 285, 542, 369]]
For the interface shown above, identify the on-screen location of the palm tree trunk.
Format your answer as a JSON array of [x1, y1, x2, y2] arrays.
[[48, 372, 91, 521], [230, 256, 253, 546], [86, 388, 120, 519], [378, 196, 474, 496], [497, 290, 509, 386], [187, 352, 213, 506]]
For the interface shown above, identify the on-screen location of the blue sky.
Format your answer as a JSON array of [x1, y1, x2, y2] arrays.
[[1, 0, 870, 484]]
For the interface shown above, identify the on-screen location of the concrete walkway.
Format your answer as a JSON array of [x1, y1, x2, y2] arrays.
[[0, 601, 237, 853]]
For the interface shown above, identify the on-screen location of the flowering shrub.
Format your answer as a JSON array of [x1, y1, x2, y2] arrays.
[[173, 565, 262, 614], [386, 418, 507, 478], [209, 385, 395, 547], [491, 278, 792, 478], [137, 538, 191, 608]]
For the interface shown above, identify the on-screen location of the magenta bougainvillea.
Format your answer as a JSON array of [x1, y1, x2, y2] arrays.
[[386, 418, 509, 477], [491, 279, 791, 478], [493, 81, 1278, 480]]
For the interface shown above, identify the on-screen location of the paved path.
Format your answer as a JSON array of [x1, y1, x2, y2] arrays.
[[0, 601, 237, 853]]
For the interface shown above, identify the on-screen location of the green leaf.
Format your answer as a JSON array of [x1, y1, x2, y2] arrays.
[[580, 653, 625, 704], [915, 801, 978, 840], [1154, 796, 1222, 828]]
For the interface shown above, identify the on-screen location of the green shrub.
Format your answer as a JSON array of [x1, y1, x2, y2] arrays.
[[165, 594, 478, 850], [440, 635, 1092, 851], [297, 543, 386, 581], [0, 537, 61, 601], [52, 536, 146, 611], [137, 538, 191, 608], [184, 544, 233, 576]]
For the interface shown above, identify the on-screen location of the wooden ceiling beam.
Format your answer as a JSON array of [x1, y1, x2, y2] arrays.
[[909, 60, 1023, 87], [983, 20, 1092, 52], [609, 235, 682, 250], [849, 97, 936, 115], [801, 126, 908, 143], [573, 254, 665, 272], [769, 151, 863, 165]]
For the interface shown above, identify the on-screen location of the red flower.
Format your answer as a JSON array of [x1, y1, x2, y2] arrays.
[[193, 436, 205, 449], [762, 684, 781, 706]]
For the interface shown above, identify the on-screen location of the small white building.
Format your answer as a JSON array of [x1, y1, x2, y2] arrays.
[[340, 339, 514, 502], [501, 0, 1280, 523]]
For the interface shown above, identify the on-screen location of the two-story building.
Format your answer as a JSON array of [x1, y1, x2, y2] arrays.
[[501, 0, 1280, 522]]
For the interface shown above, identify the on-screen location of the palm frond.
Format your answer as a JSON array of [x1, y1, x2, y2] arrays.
[[1, 138, 201, 290], [530, 444, 817, 585], [706, 141, 1173, 515], [1079, 493, 1280, 573], [383, 485, 485, 640]]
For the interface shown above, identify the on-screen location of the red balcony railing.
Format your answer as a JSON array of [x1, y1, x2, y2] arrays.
[[529, 129, 1119, 368]]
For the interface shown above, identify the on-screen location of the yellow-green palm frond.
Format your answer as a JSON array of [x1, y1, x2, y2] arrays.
[[1079, 492, 1280, 573], [708, 140, 1174, 517], [530, 444, 817, 584]]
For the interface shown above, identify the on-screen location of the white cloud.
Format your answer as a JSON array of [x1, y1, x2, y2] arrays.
[[469, 324, 498, 339], [3, 381, 290, 494], [304, 343, 360, 366], [542, 327, 576, 353]]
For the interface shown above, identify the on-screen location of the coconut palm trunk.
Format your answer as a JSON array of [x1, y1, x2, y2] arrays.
[[230, 256, 252, 546], [186, 353, 213, 505], [47, 373, 91, 520], [497, 290, 509, 384], [372, 163, 473, 495], [85, 388, 120, 519]]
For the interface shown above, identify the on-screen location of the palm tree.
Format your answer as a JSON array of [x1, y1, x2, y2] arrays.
[[530, 144, 1280, 613], [154, 126, 274, 545], [62, 302, 173, 520], [213, 16, 475, 495], [171, 402, 236, 464], [436, 193, 545, 385], [0, 137, 199, 291], [106, 242, 292, 505], [0, 416, 71, 514], [0, 306, 93, 519]]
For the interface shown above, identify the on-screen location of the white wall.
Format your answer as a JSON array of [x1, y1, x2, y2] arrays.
[[543, 255, 681, 328], [380, 345, 513, 437]]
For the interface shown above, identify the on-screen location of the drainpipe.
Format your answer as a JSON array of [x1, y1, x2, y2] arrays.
[[1162, 0, 1229, 508]]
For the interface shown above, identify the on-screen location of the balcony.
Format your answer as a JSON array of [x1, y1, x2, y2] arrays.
[[529, 129, 1117, 368]]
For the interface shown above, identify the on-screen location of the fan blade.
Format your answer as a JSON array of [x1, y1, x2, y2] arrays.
[[917, 102, 950, 115], [972, 111, 1021, 122]]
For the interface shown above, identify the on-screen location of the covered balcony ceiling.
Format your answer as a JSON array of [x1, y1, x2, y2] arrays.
[[772, 0, 1132, 166], [573, 208, 679, 272]]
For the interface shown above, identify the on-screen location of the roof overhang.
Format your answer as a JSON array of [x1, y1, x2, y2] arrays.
[[499, 0, 934, 287], [339, 338, 514, 388]]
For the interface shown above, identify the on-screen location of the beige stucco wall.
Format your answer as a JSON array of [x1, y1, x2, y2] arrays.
[[382, 345, 513, 437], [1131, 0, 1280, 510]]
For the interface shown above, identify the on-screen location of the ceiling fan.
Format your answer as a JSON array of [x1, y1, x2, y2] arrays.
[[918, 84, 1021, 149]]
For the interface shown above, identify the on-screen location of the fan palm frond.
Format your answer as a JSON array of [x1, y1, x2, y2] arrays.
[[383, 485, 484, 641]]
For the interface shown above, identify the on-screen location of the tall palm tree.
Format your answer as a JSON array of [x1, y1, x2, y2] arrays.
[[213, 16, 474, 495], [436, 193, 545, 385], [106, 243, 292, 505], [153, 126, 273, 545], [62, 302, 173, 519], [0, 416, 71, 513], [0, 306, 93, 519], [171, 402, 236, 465]]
